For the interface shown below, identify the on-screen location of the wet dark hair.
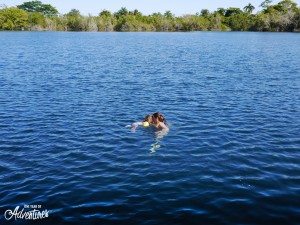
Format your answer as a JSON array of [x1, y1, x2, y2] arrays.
[[153, 112, 165, 122]]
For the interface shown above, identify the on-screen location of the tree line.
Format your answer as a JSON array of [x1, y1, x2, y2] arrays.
[[0, 0, 300, 32]]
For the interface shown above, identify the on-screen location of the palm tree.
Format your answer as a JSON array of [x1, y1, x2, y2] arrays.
[[260, 0, 273, 9], [244, 3, 255, 14]]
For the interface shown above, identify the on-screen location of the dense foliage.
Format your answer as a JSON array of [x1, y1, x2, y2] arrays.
[[0, 0, 300, 31]]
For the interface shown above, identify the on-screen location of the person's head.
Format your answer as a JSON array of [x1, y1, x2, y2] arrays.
[[153, 112, 165, 123], [144, 114, 152, 123]]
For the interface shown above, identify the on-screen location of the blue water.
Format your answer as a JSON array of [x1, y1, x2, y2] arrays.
[[0, 32, 300, 225]]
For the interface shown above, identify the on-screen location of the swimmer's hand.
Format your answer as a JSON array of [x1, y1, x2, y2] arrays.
[[126, 122, 143, 132], [142, 122, 149, 127]]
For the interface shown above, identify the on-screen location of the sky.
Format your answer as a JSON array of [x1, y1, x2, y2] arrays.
[[1, 0, 300, 16]]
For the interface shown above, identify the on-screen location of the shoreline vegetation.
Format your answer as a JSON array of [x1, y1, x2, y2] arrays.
[[0, 0, 300, 32]]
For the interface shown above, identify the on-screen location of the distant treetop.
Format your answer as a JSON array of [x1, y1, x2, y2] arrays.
[[17, 0, 58, 16]]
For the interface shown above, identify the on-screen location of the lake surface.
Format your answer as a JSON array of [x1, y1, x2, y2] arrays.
[[0, 32, 299, 225]]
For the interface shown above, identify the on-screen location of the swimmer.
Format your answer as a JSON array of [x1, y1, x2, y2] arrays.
[[126, 114, 152, 131], [152, 112, 169, 131]]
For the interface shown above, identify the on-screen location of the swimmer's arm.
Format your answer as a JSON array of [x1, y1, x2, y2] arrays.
[[126, 122, 143, 129], [132, 122, 143, 127], [159, 122, 169, 131], [126, 122, 143, 132]]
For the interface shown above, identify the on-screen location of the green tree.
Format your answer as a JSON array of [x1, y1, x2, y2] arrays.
[[211, 11, 229, 30], [295, 10, 300, 31], [200, 9, 210, 18], [98, 10, 115, 31], [276, 0, 298, 12], [181, 15, 210, 31], [216, 8, 226, 16], [114, 7, 128, 19], [55, 15, 68, 31], [66, 9, 84, 31], [132, 9, 143, 17], [17, 0, 42, 12], [260, 0, 273, 9], [67, 9, 81, 16], [226, 13, 253, 31], [44, 17, 56, 30], [114, 14, 145, 31], [150, 12, 174, 31], [164, 10, 174, 19], [99, 10, 112, 17], [17, 0, 58, 16], [82, 14, 98, 31], [225, 7, 243, 17], [258, 0, 299, 31], [0, 7, 28, 30], [40, 4, 58, 16], [244, 3, 255, 14], [28, 11, 45, 30]]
